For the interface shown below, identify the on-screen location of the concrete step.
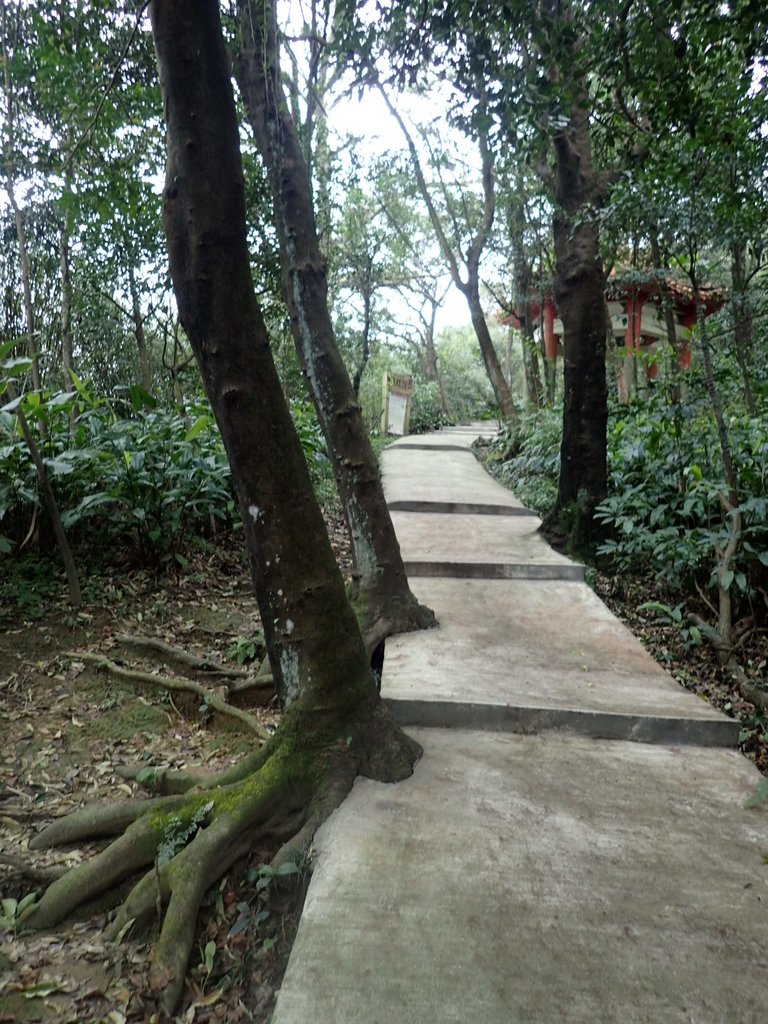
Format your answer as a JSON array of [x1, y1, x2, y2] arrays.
[[391, 510, 583, 579], [273, 729, 768, 1024], [381, 577, 740, 747], [382, 446, 522, 510]]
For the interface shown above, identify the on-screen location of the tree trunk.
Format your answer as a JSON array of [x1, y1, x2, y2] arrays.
[[59, 214, 74, 386], [152, 0, 371, 709], [353, 278, 372, 396], [539, 2, 608, 547], [695, 296, 741, 663], [730, 241, 756, 415], [128, 262, 152, 393], [236, 0, 435, 650], [507, 186, 542, 407], [423, 302, 450, 414], [466, 279, 514, 416], [551, 184, 608, 539]]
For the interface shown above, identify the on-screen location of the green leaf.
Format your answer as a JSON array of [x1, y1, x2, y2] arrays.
[[129, 384, 157, 411], [1, 356, 34, 374], [720, 569, 734, 590], [185, 415, 213, 442], [0, 396, 22, 414], [273, 860, 300, 876]]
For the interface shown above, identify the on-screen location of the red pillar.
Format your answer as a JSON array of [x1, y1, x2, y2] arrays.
[[543, 300, 558, 360], [624, 294, 643, 351]]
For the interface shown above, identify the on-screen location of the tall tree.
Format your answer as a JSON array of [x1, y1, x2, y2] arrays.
[[375, 82, 516, 418], [535, 0, 608, 545], [236, 0, 435, 652], [25, 2, 421, 1013]]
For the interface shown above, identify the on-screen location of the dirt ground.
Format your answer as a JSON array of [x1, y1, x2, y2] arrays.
[[0, 511, 351, 1024], [1, 515, 766, 1023]]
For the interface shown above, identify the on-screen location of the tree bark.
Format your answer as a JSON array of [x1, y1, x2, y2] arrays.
[[151, 0, 379, 709], [59, 209, 74, 386], [730, 241, 756, 415], [539, 1, 608, 547], [236, 0, 434, 650]]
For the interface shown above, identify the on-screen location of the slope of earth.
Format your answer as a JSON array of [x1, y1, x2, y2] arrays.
[[0, 509, 352, 1024], [593, 571, 768, 775]]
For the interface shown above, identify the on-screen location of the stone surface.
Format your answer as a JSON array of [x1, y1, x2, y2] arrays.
[[273, 729, 768, 1024], [380, 577, 737, 742]]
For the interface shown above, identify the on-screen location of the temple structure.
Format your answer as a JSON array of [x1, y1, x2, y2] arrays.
[[504, 271, 725, 402]]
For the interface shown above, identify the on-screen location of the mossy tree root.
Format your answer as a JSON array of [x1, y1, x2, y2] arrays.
[[28, 793, 193, 850], [25, 701, 420, 1015]]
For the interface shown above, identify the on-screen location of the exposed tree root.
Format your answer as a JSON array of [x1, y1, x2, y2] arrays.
[[23, 696, 421, 1015], [69, 651, 271, 739], [115, 632, 269, 685], [727, 659, 768, 713], [28, 792, 193, 850], [358, 592, 438, 659], [0, 853, 65, 884], [116, 764, 218, 795]]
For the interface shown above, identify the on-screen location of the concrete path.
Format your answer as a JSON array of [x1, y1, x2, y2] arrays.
[[273, 424, 768, 1024]]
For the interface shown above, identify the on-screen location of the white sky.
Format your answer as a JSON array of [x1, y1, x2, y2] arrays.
[[326, 86, 480, 335]]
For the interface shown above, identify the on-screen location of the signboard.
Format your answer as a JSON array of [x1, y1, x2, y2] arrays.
[[381, 372, 413, 436]]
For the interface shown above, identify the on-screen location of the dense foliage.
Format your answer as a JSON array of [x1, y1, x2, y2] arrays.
[[487, 349, 768, 606], [0, 373, 331, 568]]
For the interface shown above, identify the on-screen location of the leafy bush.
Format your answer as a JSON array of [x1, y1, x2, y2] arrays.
[[484, 407, 562, 515], [0, 380, 333, 566], [594, 387, 768, 593], [408, 379, 454, 435]]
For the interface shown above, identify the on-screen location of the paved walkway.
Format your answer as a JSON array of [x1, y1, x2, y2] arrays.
[[273, 425, 767, 1024]]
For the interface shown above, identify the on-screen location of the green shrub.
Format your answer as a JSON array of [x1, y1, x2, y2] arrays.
[[0, 382, 334, 565], [485, 407, 561, 515]]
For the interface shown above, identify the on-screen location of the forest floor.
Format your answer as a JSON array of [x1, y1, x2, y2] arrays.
[[0, 511, 351, 1024], [1, 514, 766, 1024]]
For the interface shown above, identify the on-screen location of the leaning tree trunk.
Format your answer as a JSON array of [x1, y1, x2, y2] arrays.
[[24, 4, 420, 1015], [236, 0, 434, 652]]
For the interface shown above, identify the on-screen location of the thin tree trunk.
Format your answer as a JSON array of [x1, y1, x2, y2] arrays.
[[236, 0, 435, 651], [128, 263, 152, 393], [59, 213, 74, 386], [352, 283, 372, 396], [730, 241, 756, 415], [376, 81, 515, 418], [695, 296, 741, 663]]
